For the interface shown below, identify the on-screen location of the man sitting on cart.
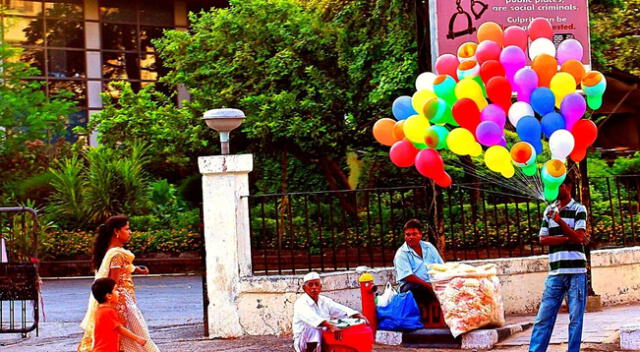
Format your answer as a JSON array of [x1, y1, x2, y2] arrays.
[[394, 218, 445, 320]]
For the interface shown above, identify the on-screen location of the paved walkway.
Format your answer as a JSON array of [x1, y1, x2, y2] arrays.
[[1, 276, 637, 351]]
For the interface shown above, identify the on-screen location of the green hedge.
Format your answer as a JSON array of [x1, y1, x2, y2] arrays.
[[39, 229, 202, 260]]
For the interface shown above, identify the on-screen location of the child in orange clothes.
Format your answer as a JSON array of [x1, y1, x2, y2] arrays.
[[91, 278, 147, 352]]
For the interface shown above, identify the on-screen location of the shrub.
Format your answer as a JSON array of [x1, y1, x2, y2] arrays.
[[40, 229, 202, 260]]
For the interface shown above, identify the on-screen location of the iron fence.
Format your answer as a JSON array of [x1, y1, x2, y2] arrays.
[[0, 207, 40, 336], [247, 175, 640, 275]]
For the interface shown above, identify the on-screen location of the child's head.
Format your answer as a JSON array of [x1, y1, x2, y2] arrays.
[[92, 278, 117, 304]]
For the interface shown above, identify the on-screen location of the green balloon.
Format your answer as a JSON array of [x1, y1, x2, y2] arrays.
[[522, 162, 538, 176], [473, 76, 487, 98], [434, 75, 457, 106], [412, 141, 428, 150], [431, 125, 450, 150], [544, 185, 560, 202], [428, 98, 449, 124], [541, 167, 565, 187]]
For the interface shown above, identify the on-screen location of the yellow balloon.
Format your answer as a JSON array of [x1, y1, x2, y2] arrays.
[[484, 145, 515, 178], [403, 115, 430, 144], [447, 128, 482, 156], [411, 89, 437, 115], [454, 77, 487, 109], [501, 166, 515, 178], [549, 72, 577, 108]]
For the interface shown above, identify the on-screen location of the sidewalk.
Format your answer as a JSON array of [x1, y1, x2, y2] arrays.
[[1, 276, 638, 351]]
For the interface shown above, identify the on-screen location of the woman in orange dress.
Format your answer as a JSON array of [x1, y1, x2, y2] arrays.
[[78, 215, 160, 352]]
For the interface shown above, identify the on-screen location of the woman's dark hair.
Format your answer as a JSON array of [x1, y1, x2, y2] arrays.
[[93, 215, 129, 270]]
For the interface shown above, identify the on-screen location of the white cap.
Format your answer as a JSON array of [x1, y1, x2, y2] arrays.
[[303, 271, 321, 283]]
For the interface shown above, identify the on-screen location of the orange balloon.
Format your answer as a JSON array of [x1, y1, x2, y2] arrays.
[[457, 42, 478, 60], [477, 22, 503, 47], [545, 159, 566, 178], [393, 120, 406, 140], [373, 118, 398, 146], [531, 54, 558, 88], [560, 59, 586, 87], [510, 142, 533, 164], [582, 71, 604, 86]]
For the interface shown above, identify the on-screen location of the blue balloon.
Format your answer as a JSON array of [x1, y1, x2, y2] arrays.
[[541, 112, 566, 139], [392, 96, 417, 120], [516, 116, 543, 154], [530, 87, 556, 116]]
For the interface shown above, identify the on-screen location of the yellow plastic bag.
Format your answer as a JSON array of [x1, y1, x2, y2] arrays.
[[428, 263, 505, 337]]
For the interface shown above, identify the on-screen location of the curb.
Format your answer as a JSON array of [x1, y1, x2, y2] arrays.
[[40, 272, 200, 280], [461, 321, 533, 350]]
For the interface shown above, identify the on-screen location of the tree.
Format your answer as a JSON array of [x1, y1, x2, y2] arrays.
[[154, 0, 418, 194], [82, 82, 211, 180], [590, 0, 640, 76], [0, 43, 76, 155]]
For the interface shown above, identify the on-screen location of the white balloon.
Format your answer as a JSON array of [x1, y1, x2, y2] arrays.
[[528, 38, 556, 60], [549, 129, 575, 160], [508, 101, 534, 128], [415, 72, 437, 91]]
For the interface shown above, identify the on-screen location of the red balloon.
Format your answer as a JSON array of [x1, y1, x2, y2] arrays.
[[503, 26, 528, 53], [476, 40, 501, 64], [570, 119, 598, 162], [435, 54, 460, 81], [452, 98, 481, 133], [389, 140, 419, 167], [528, 18, 553, 41], [486, 76, 513, 113], [414, 149, 452, 187], [479, 60, 506, 85]]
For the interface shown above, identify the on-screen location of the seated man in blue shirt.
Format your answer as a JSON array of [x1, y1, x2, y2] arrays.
[[394, 219, 444, 319]]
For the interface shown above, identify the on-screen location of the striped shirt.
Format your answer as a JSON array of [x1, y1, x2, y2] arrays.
[[539, 199, 588, 275]]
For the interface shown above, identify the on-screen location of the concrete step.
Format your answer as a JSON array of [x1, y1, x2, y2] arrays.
[[376, 321, 534, 349], [402, 328, 461, 348]]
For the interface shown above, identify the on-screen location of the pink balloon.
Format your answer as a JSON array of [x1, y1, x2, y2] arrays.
[[556, 39, 584, 65], [499, 46, 527, 88], [513, 68, 539, 103], [476, 40, 501, 64], [528, 18, 553, 41], [435, 54, 460, 81], [389, 140, 419, 168], [476, 121, 503, 146], [415, 149, 452, 187], [503, 26, 528, 53], [481, 104, 507, 128]]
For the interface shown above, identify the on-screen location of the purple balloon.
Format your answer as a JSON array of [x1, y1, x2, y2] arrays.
[[499, 45, 527, 88], [560, 93, 586, 130], [499, 137, 508, 148], [481, 104, 507, 129], [476, 121, 503, 146], [513, 68, 539, 103], [556, 39, 584, 65]]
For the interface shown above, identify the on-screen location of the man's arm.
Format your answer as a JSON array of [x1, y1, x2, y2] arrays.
[[116, 325, 147, 346], [539, 235, 570, 246], [552, 211, 589, 244], [402, 274, 434, 290]]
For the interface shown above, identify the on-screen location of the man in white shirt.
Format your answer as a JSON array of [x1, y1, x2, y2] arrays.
[[292, 272, 367, 352]]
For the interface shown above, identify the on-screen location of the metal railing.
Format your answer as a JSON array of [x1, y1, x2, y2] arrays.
[[247, 176, 640, 275], [0, 207, 40, 336]]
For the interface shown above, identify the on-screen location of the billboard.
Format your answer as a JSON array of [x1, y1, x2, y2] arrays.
[[428, 0, 591, 67]]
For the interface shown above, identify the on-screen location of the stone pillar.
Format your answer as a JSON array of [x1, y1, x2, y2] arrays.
[[199, 154, 253, 338]]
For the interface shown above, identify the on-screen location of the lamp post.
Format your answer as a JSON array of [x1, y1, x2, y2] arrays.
[[202, 108, 246, 154]]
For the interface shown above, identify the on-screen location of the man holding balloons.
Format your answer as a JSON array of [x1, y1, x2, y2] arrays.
[[530, 171, 590, 352]]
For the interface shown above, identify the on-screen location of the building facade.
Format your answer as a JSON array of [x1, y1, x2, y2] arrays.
[[2, 0, 225, 141]]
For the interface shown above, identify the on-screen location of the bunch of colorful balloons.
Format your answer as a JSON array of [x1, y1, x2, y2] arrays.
[[372, 17, 605, 201]]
